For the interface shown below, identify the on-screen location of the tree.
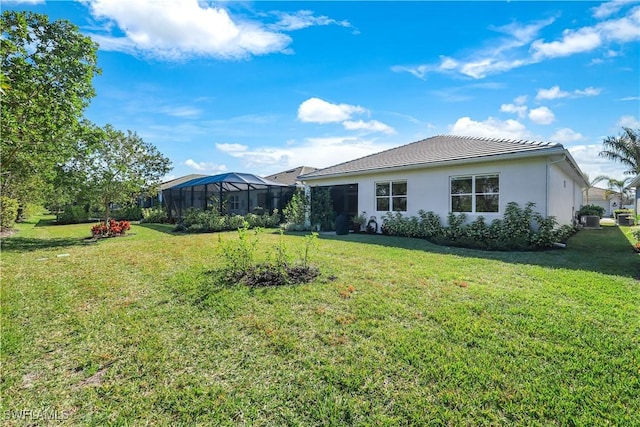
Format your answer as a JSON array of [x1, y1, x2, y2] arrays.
[[582, 173, 608, 204], [65, 124, 172, 223], [1, 11, 100, 205], [599, 127, 640, 176]]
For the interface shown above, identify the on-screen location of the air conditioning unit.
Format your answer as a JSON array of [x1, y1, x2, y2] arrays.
[[584, 215, 600, 227]]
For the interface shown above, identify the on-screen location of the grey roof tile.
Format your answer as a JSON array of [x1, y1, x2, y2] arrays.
[[300, 135, 562, 179]]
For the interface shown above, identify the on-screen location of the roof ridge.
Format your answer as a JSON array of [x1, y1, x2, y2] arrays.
[[441, 133, 559, 147]]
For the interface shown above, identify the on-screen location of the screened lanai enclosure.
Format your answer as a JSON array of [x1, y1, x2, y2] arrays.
[[162, 172, 294, 218]]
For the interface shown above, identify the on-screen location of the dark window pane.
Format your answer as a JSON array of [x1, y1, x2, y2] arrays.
[[451, 195, 472, 212], [476, 175, 499, 194], [376, 183, 390, 197], [376, 197, 390, 211], [451, 177, 472, 194], [392, 197, 407, 211], [476, 195, 499, 212], [392, 181, 407, 196]]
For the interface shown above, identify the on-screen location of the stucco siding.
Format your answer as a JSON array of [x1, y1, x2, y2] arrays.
[[548, 163, 581, 225], [305, 158, 550, 224]]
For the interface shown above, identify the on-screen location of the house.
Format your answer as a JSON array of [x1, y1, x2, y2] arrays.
[[265, 166, 319, 187], [298, 135, 588, 227], [583, 186, 616, 217]]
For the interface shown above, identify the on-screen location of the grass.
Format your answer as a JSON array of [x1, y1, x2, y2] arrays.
[[1, 215, 639, 426]]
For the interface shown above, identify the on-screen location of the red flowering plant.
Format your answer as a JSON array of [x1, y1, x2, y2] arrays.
[[91, 219, 131, 238]]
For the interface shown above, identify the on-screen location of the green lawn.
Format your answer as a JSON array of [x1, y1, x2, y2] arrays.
[[1, 216, 639, 426]]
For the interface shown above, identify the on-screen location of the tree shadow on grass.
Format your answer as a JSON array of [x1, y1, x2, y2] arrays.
[[136, 223, 179, 235], [0, 237, 90, 253], [299, 226, 640, 280]]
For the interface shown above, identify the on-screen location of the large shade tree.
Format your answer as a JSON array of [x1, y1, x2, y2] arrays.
[[64, 124, 172, 223], [1, 11, 100, 205], [599, 127, 640, 176]]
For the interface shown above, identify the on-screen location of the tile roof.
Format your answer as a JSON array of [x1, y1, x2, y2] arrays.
[[299, 135, 563, 179], [265, 166, 320, 186]]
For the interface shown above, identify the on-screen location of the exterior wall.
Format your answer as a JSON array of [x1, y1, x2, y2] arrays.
[[547, 162, 582, 225], [305, 157, 551, 225]]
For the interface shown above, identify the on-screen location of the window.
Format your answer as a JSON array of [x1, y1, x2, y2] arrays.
[[451, 174, 499, 213], [228, 194, 240, 210], [376, 181, 407, 212]]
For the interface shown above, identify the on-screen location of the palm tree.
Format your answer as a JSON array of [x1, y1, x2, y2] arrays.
[[599, 127, 640, 175], [582, 172, 608, 204], [604, 177, 633, 209]]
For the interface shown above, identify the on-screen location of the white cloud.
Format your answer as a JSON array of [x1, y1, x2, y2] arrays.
[[297, 97, 367, 123], [184, 159, 227, 173], [213, 136, 395, 172], [592, 0, 635, 19], [500, 103, 528, 118], [619, 96, 640, 101], [392, 18, 554, 79], [395, 7, 639, 80], [450, 116, 531, 140], [269, 10, 352, 31], [531, 6, 640, 60], [216, 143, 249, 153], [569, 144, 628, 181], [574, 87, 602, 96], [86, 0, 291, 60], [531, 28, 602, 59], [617, 115, 640, 128], [550, 128, 584, 143], [536, 85, 570, 100], [514, 95, 528, 105], [159, 106, 202, 118], [529, 106, 555, 125], [342, 119, 395, 134]]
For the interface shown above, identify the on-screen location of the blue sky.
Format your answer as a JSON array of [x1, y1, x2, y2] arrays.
[[5, 0, 640, 182]]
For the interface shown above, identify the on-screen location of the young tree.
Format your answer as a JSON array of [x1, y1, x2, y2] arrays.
[[1, 11, 100, 205], [66, 124, 172, 223], [599, 127, 640, 176]]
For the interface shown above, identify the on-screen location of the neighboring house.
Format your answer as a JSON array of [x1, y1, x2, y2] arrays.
[[583, 187, 614, 217], [265, 166, 319, 187], [299, 135, 587, 227]]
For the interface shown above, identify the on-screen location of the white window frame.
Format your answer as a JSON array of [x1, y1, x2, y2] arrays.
[[375, 180, 407, 212], [450, 174, 500, 213]]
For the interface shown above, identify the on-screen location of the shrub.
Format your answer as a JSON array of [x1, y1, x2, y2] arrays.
[[283, 190, 309, 230], [310, 187, 335, 231], [613, 209, 634, 218], [141, 206, 168, 223], [0, 196, 19, 230], [175, 208, 281, 233], [57, 205, 89, 224], [214, 223, 320, 288], [91, 219, 131, 238], [577, 204, 605, 218], [380, 202, 577, 251]]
